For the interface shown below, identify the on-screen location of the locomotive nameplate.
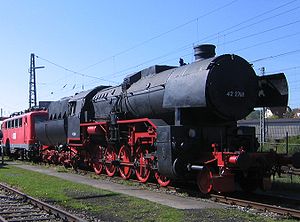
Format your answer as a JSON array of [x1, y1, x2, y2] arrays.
[[225, 90, 245, 98]]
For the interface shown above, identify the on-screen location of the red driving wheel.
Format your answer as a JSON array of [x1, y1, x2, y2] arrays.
[[135, 147, 150, 183], [105, 145, 117, 177], [196, 167, 213, 194], [155, 171, 171, 187], [92, 145, 104, 175], [118, 145, 132, 179]]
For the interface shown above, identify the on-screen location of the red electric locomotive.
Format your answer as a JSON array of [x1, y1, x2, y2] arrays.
[[1, 109, 48, 159]]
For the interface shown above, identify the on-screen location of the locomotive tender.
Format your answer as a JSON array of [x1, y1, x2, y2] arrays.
[[4, 44, 299, 193]]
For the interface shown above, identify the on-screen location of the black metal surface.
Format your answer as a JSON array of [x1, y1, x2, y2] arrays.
[[292, 152, 300, 168], [38, 45, 289, 155], [123, 65, 175, 87], [124, 71, 170, 118], [35, 119, 67, 146], [156, 125, 186, 178], [68, 86, 108, 140], [92, 85, 122, 120], [205, 54, 258, 120], [163, 60, 210, 109], [256, 73, 288, 107], [47, 97, 71, 120], [90, 47, 288, 123], [193, 44, 216, 60], [163, 54, 259, 121]]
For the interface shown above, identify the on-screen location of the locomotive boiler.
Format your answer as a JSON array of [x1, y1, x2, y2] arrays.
[[34, 44, 298, 194], [92, 44, 287, 123]]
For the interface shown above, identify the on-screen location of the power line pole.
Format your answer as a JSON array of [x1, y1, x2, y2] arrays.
[[259, 67, 266, 151], [29, 53, 44, 108]]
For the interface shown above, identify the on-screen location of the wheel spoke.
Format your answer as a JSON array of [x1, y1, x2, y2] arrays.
[[135, 147, 150, 183], [92, 145, 104, 175], [155, 171, 171, 187], [105, 145, 117, 177], [196, 167, 213, 194], [118, 145, 132, 179]]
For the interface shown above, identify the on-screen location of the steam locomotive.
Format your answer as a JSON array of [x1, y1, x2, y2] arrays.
[[2, 44, 299, 194]]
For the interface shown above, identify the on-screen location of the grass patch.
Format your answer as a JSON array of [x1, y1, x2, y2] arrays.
[[263, 136, 300, 155], [0, 164, 296, 221], [0, 165, 181, 221], [272, 174, 300, 195]]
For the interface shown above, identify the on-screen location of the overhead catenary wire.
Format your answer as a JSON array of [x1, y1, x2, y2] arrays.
[[78, 0, 239, 72], [81, 45, 300, 89], [84, 0, 300, 82], [84, 19, 300, 84], [222, 5, 300, 36], [35, 55, 118, 84], [251, 49, 300, 63], [36, 0, 300, 88], [35, 1, 300, 107], [36, 30, 300, 95], [80, 0, 298, 73], [264, 66, 300, 74], [70, 24, 300, 85], [233, 31, 300, 53], [199, 0, 299, 42], [218, 19, 300, 47]]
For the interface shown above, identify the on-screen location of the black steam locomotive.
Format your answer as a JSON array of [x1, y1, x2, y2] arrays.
[[34, 44, 298, 193]]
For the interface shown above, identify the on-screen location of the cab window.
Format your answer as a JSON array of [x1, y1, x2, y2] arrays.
[[15, 119, 19, 128]]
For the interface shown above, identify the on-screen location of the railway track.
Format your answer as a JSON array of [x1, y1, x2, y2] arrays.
[[4, 163, 300, 220], [210, 194, 300, 219], [0, 183, 86, 222], [143, 179, 300, 219], [281, 166, 300, 176], [88, 169, 300, 219]]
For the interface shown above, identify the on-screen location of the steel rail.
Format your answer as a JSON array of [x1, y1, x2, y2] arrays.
[[211, 194, 300, 219], [282, 168, 300, 176], [0, 183, 86, 222], [110, 172, 300, 219], [0, 216, 6, 222], [101, 171, 300, 219]]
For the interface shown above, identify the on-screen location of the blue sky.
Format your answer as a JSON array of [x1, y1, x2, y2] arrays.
[[0, 0, 300, 115]]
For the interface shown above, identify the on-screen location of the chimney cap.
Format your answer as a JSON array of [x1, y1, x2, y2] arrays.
[[194, 44, 216, 61]]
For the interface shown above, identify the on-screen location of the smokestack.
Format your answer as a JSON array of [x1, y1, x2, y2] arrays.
[[194, 44, 216, 61]]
